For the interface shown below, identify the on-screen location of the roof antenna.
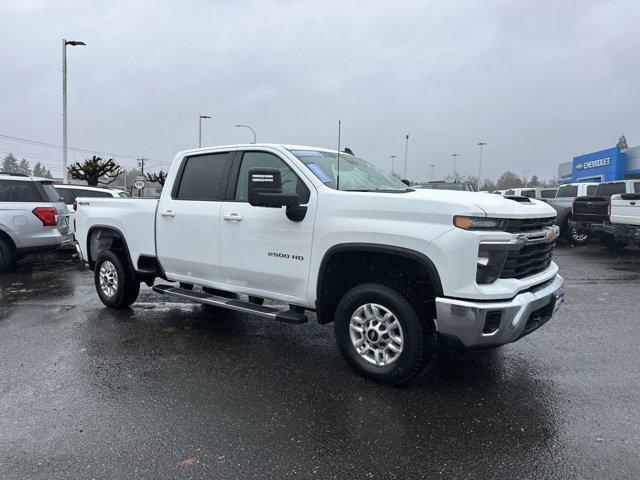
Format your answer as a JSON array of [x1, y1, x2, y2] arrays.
[[336, 120, 341, 190]]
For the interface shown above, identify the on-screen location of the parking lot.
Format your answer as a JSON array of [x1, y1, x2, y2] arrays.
[[0, 244, 638, 479]]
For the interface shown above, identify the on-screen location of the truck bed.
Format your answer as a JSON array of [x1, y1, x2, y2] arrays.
[[75, 197, 158, 265]]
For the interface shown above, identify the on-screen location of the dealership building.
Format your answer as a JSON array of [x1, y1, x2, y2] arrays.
[[558, 144, 640, 184]]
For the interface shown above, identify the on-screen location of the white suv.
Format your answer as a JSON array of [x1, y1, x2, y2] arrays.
[[0, 173, 72, 272]]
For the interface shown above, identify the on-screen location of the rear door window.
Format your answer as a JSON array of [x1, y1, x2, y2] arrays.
[[174, 152, 232, 201], [596, 183, 626, 197], [0, 179, 41, 202], [556, 185, 578, 197]]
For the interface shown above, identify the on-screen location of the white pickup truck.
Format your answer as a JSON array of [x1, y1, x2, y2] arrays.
[[75, 144, 565, 385], [603, 192, 640, 248]]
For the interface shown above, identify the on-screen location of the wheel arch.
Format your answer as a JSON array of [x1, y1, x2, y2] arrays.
[[0, 227, 17, 253], [86, 225, 134, 271], [315, 243, 443, 324]]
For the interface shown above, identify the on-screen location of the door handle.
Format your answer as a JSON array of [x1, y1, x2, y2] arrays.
[[161, 210, 175, 217], [224, 213, 243, 222]]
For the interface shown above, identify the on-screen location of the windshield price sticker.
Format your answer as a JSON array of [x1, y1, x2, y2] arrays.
[[306, 163, 333, 183]]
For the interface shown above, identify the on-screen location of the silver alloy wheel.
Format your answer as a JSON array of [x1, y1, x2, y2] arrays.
[[349, 303, 404, 366], [99, 260, 119, 298], [571, 228, 588, 243]]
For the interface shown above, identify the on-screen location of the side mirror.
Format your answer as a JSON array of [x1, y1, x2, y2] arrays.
[[248, 168, 300, 208]]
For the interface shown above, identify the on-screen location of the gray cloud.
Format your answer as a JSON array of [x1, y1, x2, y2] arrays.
[[0, 0, 638, 181]]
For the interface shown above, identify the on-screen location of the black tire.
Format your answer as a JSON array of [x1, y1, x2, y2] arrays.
[[333, 283, 435, 386], [0, 238, 15, 273], [563, 217, 590, 245], [94, 249, 140, 309]]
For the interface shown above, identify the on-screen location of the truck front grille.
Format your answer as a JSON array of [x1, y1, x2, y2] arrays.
[[505, 217, 555, 233], [500, 241, 555, 279]]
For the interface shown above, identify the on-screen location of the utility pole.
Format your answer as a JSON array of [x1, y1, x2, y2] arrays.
[[452, 153, 460, 182], [477, 142, 487, 191], [390, 155, 397, 176], [62, 39, 85, 183], [198, 114, 211, 147], [429, 163, 435, 181], [403, 135, 409, 179]]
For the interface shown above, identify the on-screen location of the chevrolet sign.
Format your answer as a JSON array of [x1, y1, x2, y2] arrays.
[[575, 157, 610, 171]]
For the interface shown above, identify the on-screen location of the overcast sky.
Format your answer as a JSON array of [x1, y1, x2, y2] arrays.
[[1, 0, 638, 181]]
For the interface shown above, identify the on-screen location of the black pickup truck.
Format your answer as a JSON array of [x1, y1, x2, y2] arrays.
[[570, 180, 640, 248]]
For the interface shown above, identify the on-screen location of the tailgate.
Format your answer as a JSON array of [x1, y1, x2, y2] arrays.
[[572, 196, 608, 222]]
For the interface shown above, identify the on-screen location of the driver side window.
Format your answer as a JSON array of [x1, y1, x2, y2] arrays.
[[235, 151, 309, 203]]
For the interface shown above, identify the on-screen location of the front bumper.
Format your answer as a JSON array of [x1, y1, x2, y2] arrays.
[[435, 274, 565, 348], [603, 222, 640, 244]]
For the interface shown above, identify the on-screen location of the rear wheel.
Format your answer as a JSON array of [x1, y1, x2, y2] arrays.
[[0, 238, 15, 272], [94, 249, 140, 309], [564, 217, 589, 245], [334, 283, 435, 386]]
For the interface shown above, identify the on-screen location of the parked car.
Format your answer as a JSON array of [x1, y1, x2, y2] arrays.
[[602, 192, 640, 248], [412, 181, 476, 191], [74, 144, 564, 385], [54, 184, 128, 234], [0, 172, 72, 272], [570, 180, 640, 249], [547, 182, 599, 245]]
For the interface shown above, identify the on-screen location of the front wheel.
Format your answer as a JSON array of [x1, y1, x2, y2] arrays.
[[94, 249, 140, 309], [564, 217, 590, 245], [334, 283, 435, 386]]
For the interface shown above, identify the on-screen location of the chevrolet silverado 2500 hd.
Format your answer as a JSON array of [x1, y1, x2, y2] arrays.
[[74, 144, 565, 385]]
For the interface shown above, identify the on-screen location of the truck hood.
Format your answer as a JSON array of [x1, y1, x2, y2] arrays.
[[408, 190, 557, 219]]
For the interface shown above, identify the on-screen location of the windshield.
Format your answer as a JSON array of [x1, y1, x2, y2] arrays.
[[289, 149, 411, 192]]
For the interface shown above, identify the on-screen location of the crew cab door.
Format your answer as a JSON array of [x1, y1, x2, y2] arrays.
[[156, 151, 234, 283], [219, 149, 316, 300]]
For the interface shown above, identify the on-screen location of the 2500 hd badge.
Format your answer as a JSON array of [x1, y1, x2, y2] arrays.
[[268, 252, 304, 261]]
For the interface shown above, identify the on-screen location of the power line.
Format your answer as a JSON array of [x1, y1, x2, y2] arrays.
[[0, 133, 168, 164]]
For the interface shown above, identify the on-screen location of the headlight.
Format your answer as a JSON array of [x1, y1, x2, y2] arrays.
[[453, 216, 508, 231]]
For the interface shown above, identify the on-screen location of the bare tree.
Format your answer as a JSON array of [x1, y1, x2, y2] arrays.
[[67, 156, 123, 187], [145, 170, 167, 187]]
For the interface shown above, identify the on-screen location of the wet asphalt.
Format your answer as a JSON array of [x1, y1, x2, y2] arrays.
[[0, 244, 639, 479]]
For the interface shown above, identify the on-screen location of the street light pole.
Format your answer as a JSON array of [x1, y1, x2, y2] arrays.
[[235, 124, 256, 144], [390, 155, 397, 176], [198, 115, 211, 148], [429, 163, 435, 181], [62, 39, 85, 183], [403, 134, 409, 179], [452, 153, 460, 181], [477, 142, 487, 191]]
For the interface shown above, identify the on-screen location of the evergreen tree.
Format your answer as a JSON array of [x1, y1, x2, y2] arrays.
[[496, 171, 524, 189], [32, 162, 44, 177], [18, 159, 31, 175], [44, 169, 53, 179], [617, 134, 628, 150], [2, 153, 20, 173], [528, 175, 541, 187]]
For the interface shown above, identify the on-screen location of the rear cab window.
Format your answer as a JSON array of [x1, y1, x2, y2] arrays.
[[56, 187, 76, 204], [556, 185, 578, 197], [521, 189, 535, 198], [0, 179, 42, 202], [635, 183, 640, 194], [173, 152, 232, 201], [586, 185, 598, 196], [596, 182, 626, 198], [504, 190, 515, 195], [73, 189, 114, 199]]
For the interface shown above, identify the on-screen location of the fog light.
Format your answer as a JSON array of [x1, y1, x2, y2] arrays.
[[483, 311, 502, 334]]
